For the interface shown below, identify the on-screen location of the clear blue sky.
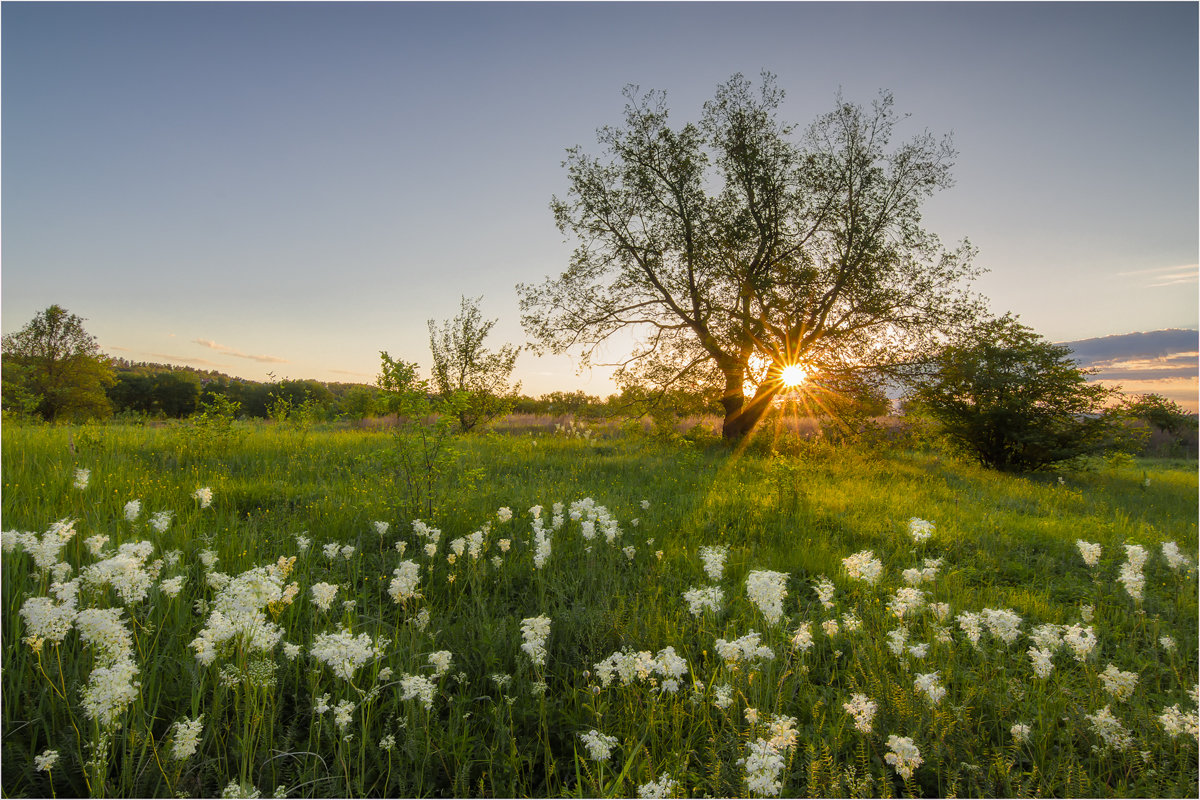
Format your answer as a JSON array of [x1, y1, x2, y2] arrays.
[[3, 1, 1197, 398]]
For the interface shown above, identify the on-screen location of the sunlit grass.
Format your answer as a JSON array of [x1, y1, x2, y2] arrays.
[[1, 420, 1196, 797]]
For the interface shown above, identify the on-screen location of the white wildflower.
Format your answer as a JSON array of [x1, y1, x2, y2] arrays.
[[908, 517, 934, 543], [520, 615, 551, 668], [1117, 544, 1148, 603], [310, 628, 385, 681], [698, 545, 728, 581], [888, 587, 925, 620], [579, 729, 618, 762], [80, 657, 140, 729], [1085, 705, 1133, 750], [636, 773, 676, 799], [332, 699, 355, 730], [844, 694, 877, 733], [35, 749, 59, 771], [427, 650, 453, 678], [914, 672, 946, 705], [884, 735, 923, 780], [310, 582, 339, 611], [399, 673, 437, 710], [1062, 623, 1097, 661], [1159, 705, 1199, 740], [1011, 722, 1031, 742], [790, 622, 815, 653], [741, 738, 786, 797], [170, 714, 204, 760], [159, 575, 186, 598], [745, 570, 788, 625], [149, 510, 173, 533], [1076, 540, 1102, 568], [981, 607, 1023, 644], [715, 631, 775, 667], [886, 627, 908, 656], [193, 487, 213, 508], [74, 468, 91, 490], [842, 550, 882, 584], [1161, 541, 1192, 570], [813, 576, 835, 609], [388, 561, 421, 603], [124, 500, 141, 522], [1028, 647, 1055, 678], [1099, 664, 1139, 701]]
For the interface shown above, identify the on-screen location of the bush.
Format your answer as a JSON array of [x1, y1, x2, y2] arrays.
[[913, 315, 1126, 471]]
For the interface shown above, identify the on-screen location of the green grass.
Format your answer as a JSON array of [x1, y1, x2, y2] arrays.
[[2, 420, 1196, 798]]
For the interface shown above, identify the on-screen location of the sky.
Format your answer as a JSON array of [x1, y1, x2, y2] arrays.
[[2, 1, 1197, 407]]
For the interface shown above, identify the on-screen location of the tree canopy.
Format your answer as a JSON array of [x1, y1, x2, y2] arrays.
[[2, 305, 114, 421], [520, 73, 981, 439], [428, 296, 520, 432], [913, 315, 1122, 471]]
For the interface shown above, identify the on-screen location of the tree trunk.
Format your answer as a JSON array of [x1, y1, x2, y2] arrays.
[[720, 368, 781, 440]]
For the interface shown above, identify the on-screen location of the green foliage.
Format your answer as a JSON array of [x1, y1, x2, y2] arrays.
[[188, 392, 245, 448], [914, 315, 1125, 471], [1, 304, 115, 421], [428, 296, 520, 432], [377, 351, 471, 517], [1120, 393, 1198, 436]]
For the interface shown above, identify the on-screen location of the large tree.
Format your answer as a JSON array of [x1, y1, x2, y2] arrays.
[[520, 73, 981, 439], [2, 305, 114, 421]]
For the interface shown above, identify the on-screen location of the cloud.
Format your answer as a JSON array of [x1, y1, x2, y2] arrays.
[[1116, 264, 1198, 288], [1061, 329, 1199, 411], [328, 368, 374, 378], [1061, 329, 1198, 367], [147, 353, 226, 368], [193, 338, 288, 364]]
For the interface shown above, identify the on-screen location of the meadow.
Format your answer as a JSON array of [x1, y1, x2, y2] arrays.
[[1, 419, 1197, 798]]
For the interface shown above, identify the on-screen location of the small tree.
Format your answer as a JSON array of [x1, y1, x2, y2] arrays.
[[377, 352, 464, 517], [1119, 393, 1197, 436], [913, 315, 1122, 471], [428, 296, 520, 432], [1, 305, 114, 421]]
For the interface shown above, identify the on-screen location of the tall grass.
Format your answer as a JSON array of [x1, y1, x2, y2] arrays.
[[2, 420, 1196, 797]]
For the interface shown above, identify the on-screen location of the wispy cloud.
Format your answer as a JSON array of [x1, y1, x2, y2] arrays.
[[193, 338, 288, 364], [328, 368, 374, 378], [1116, 264, 1198, 287], [148, 352, 225, 368]]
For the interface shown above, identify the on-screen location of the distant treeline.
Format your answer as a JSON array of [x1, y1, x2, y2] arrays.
[[103, 360, 747, 422]]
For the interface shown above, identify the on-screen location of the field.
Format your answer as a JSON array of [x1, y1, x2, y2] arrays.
[[2, 420, 1197, 798]]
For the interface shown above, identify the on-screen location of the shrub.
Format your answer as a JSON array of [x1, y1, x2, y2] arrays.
[[913, 315, 1125, 471]]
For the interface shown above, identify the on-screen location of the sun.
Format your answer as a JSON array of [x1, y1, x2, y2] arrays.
[[780, 364, 808, 388]]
